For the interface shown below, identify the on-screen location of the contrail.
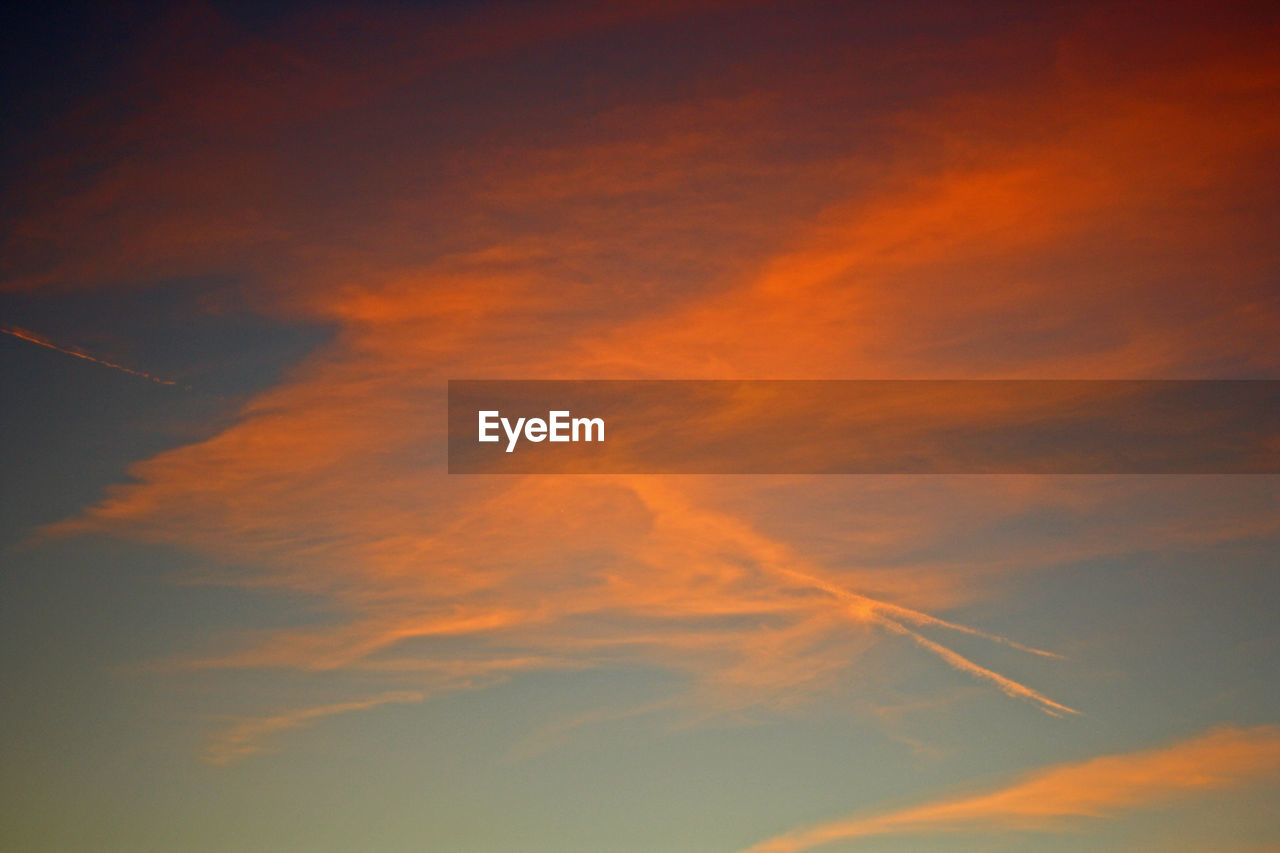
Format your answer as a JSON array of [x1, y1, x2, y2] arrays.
[[2, 325, 184, 387]]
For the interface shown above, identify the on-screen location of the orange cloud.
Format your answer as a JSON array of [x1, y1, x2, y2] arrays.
[[203, 690, 424, 766], [741, 725, 1280, 853], [7, 0, 1278, 758]]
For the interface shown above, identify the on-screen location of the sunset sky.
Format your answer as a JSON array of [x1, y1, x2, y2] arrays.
[[2, 1, 1279, 851]]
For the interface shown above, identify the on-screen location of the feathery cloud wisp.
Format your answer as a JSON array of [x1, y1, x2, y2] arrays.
[[741, 725, 1280, 853], [203, 690, 424, 766]]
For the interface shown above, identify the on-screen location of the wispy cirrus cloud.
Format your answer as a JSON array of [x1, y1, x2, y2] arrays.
[[740, 725, 1280, 853], [203, 690, 424, 766]]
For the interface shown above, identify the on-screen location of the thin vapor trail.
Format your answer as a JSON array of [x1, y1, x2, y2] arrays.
[[2, 325, 184, 387], [624, 479, 1075, 717]]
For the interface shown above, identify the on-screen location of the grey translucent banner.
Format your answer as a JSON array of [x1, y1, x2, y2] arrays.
[[447, 380, 1280, 474]]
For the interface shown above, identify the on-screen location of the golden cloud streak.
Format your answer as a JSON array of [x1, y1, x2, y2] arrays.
[[741, 725, 1280, 852]]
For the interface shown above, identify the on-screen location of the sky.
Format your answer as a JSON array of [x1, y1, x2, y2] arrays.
[[1, 1, 1279, 851]]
